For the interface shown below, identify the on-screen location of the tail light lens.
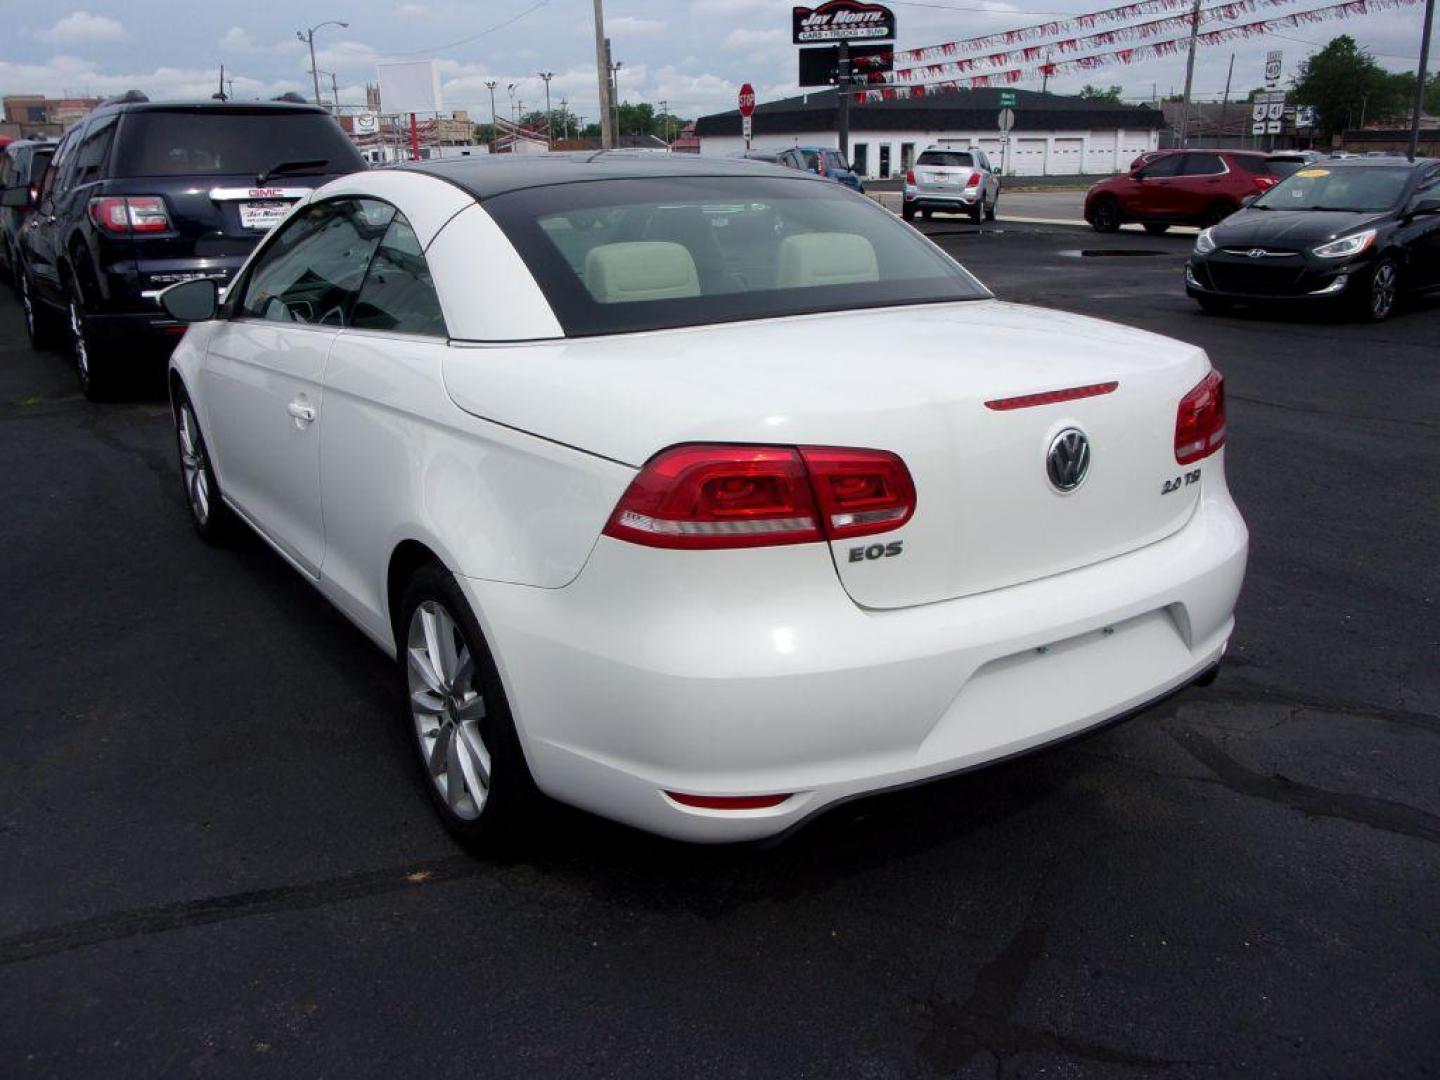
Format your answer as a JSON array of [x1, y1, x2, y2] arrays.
[[966, 171, 981, 187], [88, 196, 172, 235], [905, 168, 916, 184], [1175, 370, 1226, 464], [1254, 175, 1278, 190], [603, 444, 916, 550]]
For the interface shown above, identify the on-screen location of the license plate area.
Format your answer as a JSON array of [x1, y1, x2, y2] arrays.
[[239, 200, 293, 231]]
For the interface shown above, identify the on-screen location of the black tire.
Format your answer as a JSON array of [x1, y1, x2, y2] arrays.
[[968, 200, 983, 223], [397, 564, 542, 851], [1143, 222, 1170, 235], [984, 188, 998, 221], [1199, 202, 1234, 229], [1195, 295, 1233, 316], [1089, 196, 1120, 233], [19, 271, 60, 351], [1356, 256, 1399, 322], [921, 209, 933, 220], [902, 201, 916, 222], [173, 388, 237, 543], [67, 292, 112, 401]]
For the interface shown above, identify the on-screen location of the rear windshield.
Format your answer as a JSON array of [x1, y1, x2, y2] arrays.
[[917, 151, 974, 167], [823, 151, 848, 172], [484, 175, 988, 338], [1256, 159, 1306, 178], [113, 110, 365, 178], [1253, 166, 1412, 212]]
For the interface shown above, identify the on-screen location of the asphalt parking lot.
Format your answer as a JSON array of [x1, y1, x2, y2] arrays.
[[2, 222, 1437, 1077]]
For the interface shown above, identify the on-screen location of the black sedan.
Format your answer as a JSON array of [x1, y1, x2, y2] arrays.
[[1185, 158, 1440, 321]]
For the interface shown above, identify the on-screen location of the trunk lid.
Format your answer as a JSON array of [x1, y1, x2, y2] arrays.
[[444, 301, 1212, 608]]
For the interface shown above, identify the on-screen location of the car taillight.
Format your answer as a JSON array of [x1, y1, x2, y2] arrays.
[[1175, 370, 1226, 465], [88, 195, 171, 234], [966, 171, 981, 187], [905, 168, 916, 184], [603, 444, 916, 550], [1254, 175, 1277, 190]]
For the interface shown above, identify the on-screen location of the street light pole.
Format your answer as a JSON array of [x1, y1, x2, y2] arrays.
[[484, 80, 497, 145], [538, 72, 554, 147], [659, 98, 669, 144], [296, 21, 349, 109], [1408, 0, 1435, 159], [611, 60, 623, 138], [559, 97, 569, 139]]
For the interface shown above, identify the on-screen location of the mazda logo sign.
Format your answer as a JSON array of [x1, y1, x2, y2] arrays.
[[1046, 428, 1091, 492]]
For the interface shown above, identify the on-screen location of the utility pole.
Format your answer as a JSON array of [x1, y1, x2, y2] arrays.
[[1177, 0, 1203, 146], [296, 21, 349, 109], [611, 54, 624, 138], [658, 98, 669, 144], [1041, 49, 1053, 93], [484, 80, 497, 145], [538, 71, 554, 147], [838, 41, 852, 159], [1218, 52, 1234, 148], [593, 0, 614, 148], [559, 97, 570, 139], [1408, 0, 1435, 159], [507, 83, 516, 125]]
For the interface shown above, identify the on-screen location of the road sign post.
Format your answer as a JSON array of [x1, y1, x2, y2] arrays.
[[738, 82, 755, 149]]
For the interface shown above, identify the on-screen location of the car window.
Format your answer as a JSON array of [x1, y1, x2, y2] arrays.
[[350, 214, 447, 337], [490, 175, 988, 338], [49, 127, 83, 196], [1257, 159, 1304, 178], [239, 198, 394, 326], [1181, 153, 1226, 176], [823, 151, 848, 173], [1254, 166, 1413, 212], [917, 151, 974, 168], [1139, 154, 1184, 178], [27, 149, 55, 187], [799, 150, 822, 172], [71, 118, 117, 187], [0, 152, 12, 189], [112, 109, 363, 178]]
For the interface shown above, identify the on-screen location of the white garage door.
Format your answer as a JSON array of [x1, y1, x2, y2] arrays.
[[1051, 137, 1084, 175], [1085, 133, 1117, 173], [1010, 138, 1047, 176]]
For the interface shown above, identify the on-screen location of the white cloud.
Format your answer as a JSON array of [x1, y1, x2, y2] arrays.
[[396, 3, 430, 17], [723, 28, 786, 49], [219, 27, 254, 52], [608, 16, 667, 35], [36, 11, 130, 45]]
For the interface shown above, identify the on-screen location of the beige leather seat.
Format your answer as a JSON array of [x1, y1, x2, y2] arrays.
[[584, 241, 701, 303], [776, 233, 879, 288]]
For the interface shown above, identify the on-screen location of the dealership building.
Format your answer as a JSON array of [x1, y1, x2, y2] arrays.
[[694, 87, 1165, 178]]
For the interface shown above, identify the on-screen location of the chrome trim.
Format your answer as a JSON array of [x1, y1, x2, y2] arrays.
[[207, 186, 310, 201]]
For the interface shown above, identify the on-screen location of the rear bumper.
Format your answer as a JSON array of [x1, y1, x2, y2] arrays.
[[463, 458, 1248, 843], [904, 187, 981, 210]]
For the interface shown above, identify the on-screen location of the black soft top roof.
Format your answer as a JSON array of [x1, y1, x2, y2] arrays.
[[397, 151, 814, 200]]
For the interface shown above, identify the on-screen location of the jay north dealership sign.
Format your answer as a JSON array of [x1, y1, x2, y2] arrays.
[[792, 0, 896, 44]]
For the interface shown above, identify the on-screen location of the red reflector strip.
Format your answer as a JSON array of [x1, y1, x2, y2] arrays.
[[665, 791, 792, 810], [985, 381, 1119, 411]]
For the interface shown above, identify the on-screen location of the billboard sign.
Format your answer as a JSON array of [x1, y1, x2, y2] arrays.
[[793, 0, 896, 44], [377, 60, 443, 114], [798, 44, 893, 86]]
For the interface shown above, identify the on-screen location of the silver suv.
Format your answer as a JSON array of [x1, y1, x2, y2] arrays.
[[903, 146, 1001, 223]]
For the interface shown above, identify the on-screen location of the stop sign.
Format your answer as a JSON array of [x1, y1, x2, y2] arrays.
[[738, 83, 756, 118]]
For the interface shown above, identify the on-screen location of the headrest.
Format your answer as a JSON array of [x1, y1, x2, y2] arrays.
[[584, 241, 701, 303], [776, 232, 879, 288]]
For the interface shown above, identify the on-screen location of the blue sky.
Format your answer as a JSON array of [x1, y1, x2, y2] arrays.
[[1, 0, 1431, 123]]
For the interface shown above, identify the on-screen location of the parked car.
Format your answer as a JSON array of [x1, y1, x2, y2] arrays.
[[1085, 149, 1295, 233], [12, 94, 365, 398], [902, 146, 1001, 222], [775, 145, 865, 192], [1129, 148, 1180, 172], [1186, 157, 1440, 321], [0, 139, 55, 287], [157, 154, 1246, 846]]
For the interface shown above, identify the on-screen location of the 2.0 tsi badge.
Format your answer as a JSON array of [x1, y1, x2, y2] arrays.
[[1046, 428, 1091, 492]]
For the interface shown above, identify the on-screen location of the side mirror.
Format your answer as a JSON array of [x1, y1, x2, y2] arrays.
[[1407, 193, 1440, 217], [1, 186, 33, 209], [160, 278, 218, 323]]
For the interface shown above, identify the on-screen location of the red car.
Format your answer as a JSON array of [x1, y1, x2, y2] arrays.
[[1085, 149, 1291, 234]]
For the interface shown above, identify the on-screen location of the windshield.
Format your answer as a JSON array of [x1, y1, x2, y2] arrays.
[[485, 175, 988, 338], [1254, 166, 1411, 212], [917, 151, 974, 168], [113, 110, 365, 178]]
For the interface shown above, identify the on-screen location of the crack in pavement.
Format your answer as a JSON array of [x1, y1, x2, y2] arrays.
[[1172, 728, 1440, 845], [0, 855, 487, 967], [918, 918, 1194, 1074]]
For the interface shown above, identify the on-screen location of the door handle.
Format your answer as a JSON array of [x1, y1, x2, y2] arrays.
[[287, 400, 316, 424]]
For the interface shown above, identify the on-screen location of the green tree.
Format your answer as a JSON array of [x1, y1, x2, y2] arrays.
[[1292, 35, 1411, 136], [1077, 84, 1125, 104]]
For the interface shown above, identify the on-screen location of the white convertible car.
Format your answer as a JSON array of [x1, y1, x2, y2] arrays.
[[160, 155, 1247, 845]]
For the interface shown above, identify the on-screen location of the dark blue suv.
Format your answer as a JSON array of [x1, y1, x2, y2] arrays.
[[776, 146, 865, 193], [13, 95, 365, 398]]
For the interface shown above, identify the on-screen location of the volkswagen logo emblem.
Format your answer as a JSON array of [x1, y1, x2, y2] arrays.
[[1046, 428, 1091, 492], [1247, 248, 1268, 258]]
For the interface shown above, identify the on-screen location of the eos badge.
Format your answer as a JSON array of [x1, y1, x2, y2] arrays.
[[849, 541, 904, 562]]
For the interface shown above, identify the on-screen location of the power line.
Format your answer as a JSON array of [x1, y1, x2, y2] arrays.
[[387, 0, 552, 57]]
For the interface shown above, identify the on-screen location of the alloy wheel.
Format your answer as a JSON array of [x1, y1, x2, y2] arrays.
[[407, 600, 491, 822], [176, 403, 211, 525], [68, 300, 90, 389], [1370, 262, 1397, 320]]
